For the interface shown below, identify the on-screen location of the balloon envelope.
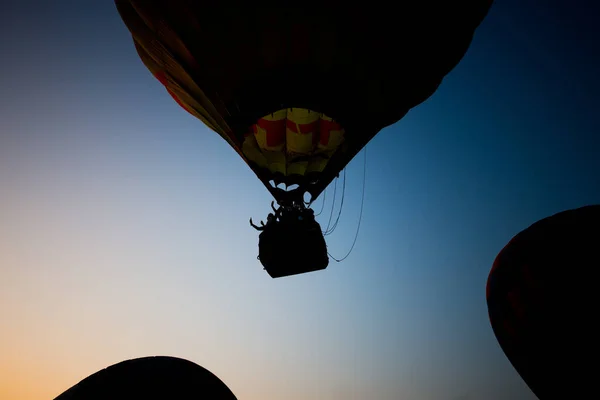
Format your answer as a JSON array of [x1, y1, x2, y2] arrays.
[[115, 1, 493, 203], [486, 205, 599, 399], [54, 356, 237, 400]]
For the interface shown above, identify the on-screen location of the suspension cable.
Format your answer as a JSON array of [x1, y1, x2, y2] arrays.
[[314, 187, 327, 216], [328, 147, 367, 262], [323, 176, 338, 232], [324, 168, 346, 236]]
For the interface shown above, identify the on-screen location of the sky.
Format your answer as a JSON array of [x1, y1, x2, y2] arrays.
[[0, 1, 598, 399]]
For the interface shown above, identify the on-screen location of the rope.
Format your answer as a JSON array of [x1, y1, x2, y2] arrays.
[[328, 147, 367, 262], [314, 188, 327, 216], [324, 168, 346, 236], [323, 176, 338, 232]]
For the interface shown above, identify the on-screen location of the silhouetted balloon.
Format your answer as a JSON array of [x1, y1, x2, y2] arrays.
[[486, 205, 599, 399], [115, 1, 493, 276], [54, 356, 237, 400], [114, 1, 493, 204]]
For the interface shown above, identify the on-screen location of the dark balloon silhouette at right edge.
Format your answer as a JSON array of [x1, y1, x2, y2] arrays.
[[54, 356, 237, 400], [486, 205, 599, 399]]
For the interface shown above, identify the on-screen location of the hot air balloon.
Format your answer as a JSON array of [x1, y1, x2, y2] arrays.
[[486, 205, 599, 399], [54, 356, 237, 399], [115, 1, 493, 277]]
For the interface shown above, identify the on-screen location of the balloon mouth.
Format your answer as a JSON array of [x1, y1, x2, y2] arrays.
[[240, 108, 346, 191]]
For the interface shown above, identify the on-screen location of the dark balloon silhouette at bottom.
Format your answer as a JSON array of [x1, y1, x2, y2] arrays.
[[54, 356, 237, 400], [487, 205, 599, 399]]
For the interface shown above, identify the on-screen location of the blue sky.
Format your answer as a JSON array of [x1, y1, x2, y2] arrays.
[[1, 1, 598, 399]]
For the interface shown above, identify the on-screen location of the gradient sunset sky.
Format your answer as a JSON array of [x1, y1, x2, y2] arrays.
[[1, 1, 599, 399]]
